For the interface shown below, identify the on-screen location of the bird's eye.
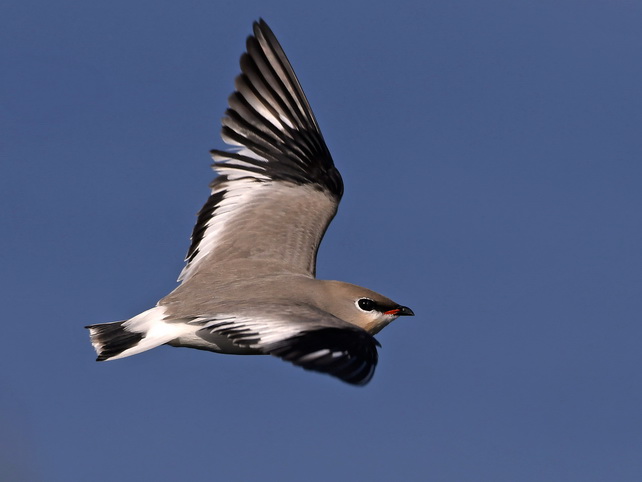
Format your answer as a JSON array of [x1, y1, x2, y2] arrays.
[[357, 298, 375, 312]]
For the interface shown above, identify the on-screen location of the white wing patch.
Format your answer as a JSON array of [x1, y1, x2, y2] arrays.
[[178, 177, 263, 282], [200, 315, 306, 348]]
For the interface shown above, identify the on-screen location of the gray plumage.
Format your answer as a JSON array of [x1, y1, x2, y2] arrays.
[[86, 19, 414, 386]]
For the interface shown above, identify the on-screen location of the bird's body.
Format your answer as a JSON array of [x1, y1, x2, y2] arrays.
[[87, 19, 413, 385]]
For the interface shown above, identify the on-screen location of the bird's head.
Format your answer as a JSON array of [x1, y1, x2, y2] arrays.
[[316, 281, 414, 334]]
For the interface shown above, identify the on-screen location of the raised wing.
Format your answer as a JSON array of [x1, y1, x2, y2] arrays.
[[195, 306, 380, 386], [179, 20, 343, 283]]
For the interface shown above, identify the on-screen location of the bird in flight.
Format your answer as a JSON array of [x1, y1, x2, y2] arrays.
[[86, 19, 414, 385]]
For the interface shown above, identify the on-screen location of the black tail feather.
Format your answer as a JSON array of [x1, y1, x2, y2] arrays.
[[85, 321, 144, 361]]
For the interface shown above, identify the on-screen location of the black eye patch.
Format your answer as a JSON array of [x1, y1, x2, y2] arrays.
[[358, 298, 375, 311]]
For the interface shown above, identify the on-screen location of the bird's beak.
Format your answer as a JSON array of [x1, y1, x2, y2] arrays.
[[385, 305, 415, 316]]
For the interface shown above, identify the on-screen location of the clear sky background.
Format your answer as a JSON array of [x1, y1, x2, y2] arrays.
[[2, 1, 641, 480]]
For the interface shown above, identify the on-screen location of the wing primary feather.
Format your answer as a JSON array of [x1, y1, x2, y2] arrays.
[[222, 109, 309, 167], [234, 74, 289, 134], [254, 20, 322, 139], [239, 53, 294, 130], [228, 91, 291, 143], [265, 327, 380, 386], [228, 91, 318, 163], [246, 35, 311, 134]]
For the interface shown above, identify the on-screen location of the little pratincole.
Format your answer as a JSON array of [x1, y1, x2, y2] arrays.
[[86, 19, 414, 386]]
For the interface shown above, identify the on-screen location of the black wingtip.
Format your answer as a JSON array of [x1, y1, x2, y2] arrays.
[[211, 17, 344, 198], [256, 18, 269, 30], [253, 19, 270, 40], [267, 327, 380, 386]]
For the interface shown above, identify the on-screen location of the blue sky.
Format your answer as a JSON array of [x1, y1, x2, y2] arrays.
[[2, 0, 642, 480]]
